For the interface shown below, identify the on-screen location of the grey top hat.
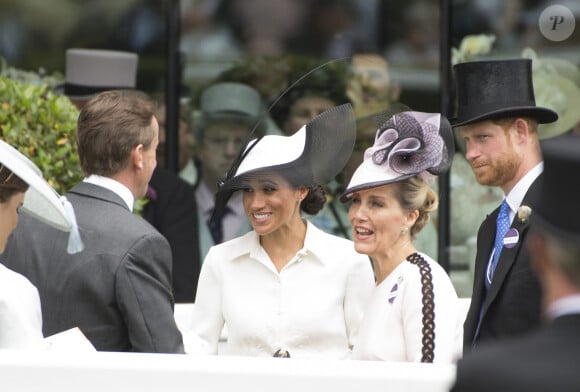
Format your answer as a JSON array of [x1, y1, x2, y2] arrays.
[[451, 59, 558, 127], [196, 82, 264, 138], [62, 49, 138, 99]]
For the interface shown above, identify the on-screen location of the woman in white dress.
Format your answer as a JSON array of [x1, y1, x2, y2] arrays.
[[0, 140, 82, 348], [341, 110, 463, 363], [186, 104, 375, 358]]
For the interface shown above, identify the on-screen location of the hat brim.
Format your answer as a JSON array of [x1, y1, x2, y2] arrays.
[[0, 140, 73, 232], [450, 106, 558, 127], [214, 104, 356, 215], [532, 213, 580, 244], [340, 174, 414, 202]]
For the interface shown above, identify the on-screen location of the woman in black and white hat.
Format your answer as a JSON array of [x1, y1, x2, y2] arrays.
[[185, 104, 375, 358], [341, 110, 462, 363], [0, 140, 82, 348]]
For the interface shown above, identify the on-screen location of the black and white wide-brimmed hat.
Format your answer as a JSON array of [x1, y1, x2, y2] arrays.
[[0, 139, 83, 253], [214, 103, 356, 214], [341, 111, 454, 201]]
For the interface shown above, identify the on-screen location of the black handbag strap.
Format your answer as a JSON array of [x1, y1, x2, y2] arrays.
[[406, 252, 435, 363]]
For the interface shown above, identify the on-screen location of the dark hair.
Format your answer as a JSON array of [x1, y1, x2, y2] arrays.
[[0, 165, 29, 203], [301, 184, 326, 215], [76, 90, 157, 176]]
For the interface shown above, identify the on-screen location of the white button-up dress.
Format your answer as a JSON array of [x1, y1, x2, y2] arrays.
[[187, 221, 375, 358]]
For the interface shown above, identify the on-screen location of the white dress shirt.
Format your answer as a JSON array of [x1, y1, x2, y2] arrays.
[[0, 264, 43, 348], [83, 175, 135, 211], [503, 161, 543, 223], [186, 221, 375, 358], [352, 253, 463, 363]]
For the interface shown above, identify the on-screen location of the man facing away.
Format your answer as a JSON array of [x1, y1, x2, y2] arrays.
[[2, 90, 184, 353], [451, 58, 558, 352]]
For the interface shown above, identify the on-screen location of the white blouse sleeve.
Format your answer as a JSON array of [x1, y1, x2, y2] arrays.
[[184, 248, 225, 354], [0, 266, 44, 349], [343, 254, 375, 350]]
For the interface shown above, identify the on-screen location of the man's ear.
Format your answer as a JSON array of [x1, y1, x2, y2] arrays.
[[132, 144, 144, 170], [513, 117, 531, 143]]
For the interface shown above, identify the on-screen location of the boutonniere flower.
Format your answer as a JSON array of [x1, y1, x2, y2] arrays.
[[517, 205, 532, 223]]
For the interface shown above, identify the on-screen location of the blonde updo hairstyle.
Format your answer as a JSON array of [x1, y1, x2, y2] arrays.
[[392, 176, 438, 238]]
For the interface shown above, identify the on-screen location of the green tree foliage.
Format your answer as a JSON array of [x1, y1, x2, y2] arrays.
[[0, 75, 83, 194]]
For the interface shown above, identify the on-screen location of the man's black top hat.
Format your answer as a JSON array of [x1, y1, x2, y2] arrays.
[[534, 133, 580, 242], [451, 59, 558, 127]]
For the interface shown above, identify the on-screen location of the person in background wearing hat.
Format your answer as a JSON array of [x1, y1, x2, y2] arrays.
[[58, 48, 200, 303], [0, 140, 82, 349], [342, 111, 462, 363], [451, 133, 580, 391], [452, 58, 558, 352], [2, 90, 184, 353], [183, 104, 374, 358], [182, 81, 266, 264], [59, 48, 140, 109], [267, 57, 352, 238]]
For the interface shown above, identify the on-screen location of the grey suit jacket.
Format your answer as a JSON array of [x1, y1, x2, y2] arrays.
[[1, 182, 184, 353]]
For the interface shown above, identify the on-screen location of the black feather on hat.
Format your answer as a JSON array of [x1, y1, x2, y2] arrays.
[[213, 103, 356, 218]]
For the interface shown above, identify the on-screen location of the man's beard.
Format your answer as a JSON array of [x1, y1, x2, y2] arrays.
[[472, 146, 519, 188]]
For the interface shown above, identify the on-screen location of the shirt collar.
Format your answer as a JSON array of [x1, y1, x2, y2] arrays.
[[244, 221, 329, 267], [302, 221, 331, 266], [83, 174, 134, 211], [504, 161, 543, 219]]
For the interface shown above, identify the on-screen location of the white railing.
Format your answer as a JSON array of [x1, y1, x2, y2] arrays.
[[0, 299, 470, 391], [0, 349, 456, 392]]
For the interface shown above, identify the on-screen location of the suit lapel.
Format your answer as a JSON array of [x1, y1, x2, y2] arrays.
[[483, 175, 542, 314], [485, 213, 530, 307], [464, 211, 496, 340], [473, 214, 495, 295]]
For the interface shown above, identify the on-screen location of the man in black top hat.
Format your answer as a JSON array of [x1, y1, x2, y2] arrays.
[[451, 59, 558, 352], [451, 133, 580, 391]]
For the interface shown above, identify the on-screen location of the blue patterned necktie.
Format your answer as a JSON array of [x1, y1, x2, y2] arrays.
[[486, 199, 510, 289]]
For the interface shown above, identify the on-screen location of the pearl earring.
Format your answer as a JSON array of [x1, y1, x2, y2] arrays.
[[401, 227, 408, 235]]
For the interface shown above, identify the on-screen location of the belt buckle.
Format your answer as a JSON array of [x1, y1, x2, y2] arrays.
[[273, 349, 290, 358]]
